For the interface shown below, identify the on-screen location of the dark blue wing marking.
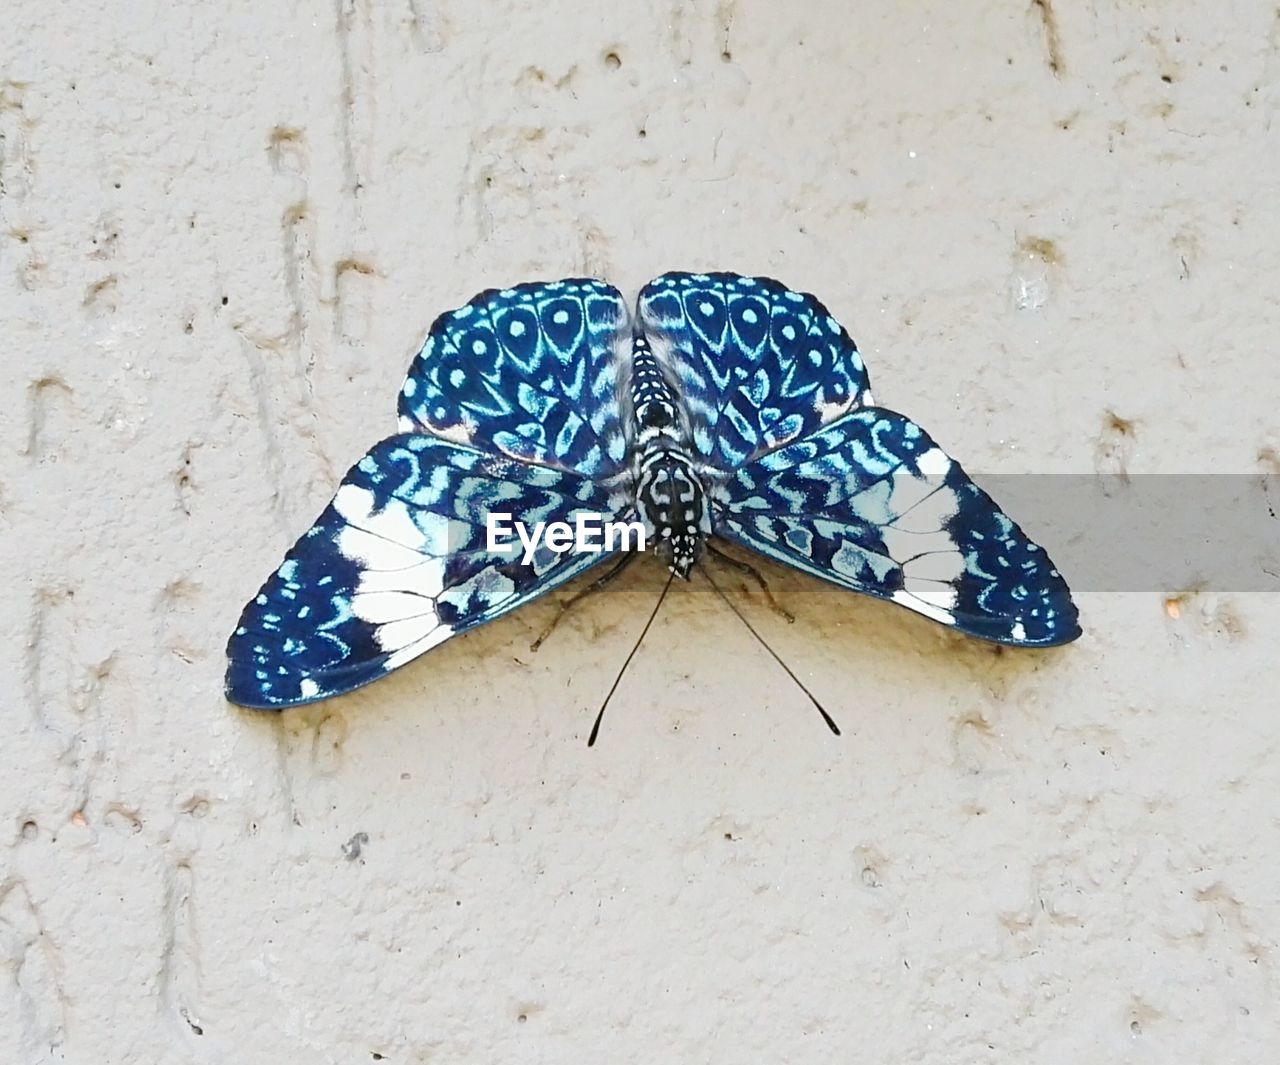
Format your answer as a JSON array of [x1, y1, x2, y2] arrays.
[[712, 408, 1080, 646], [226, 434, 628, 709], [398, 279, 629, 479], [637, 271, 872, 475]]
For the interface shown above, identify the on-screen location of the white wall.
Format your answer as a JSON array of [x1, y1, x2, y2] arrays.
[[3, 2, 1278, 1061]]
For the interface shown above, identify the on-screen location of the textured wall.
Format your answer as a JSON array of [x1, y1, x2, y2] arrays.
[[3, 2, 1278, 1062]]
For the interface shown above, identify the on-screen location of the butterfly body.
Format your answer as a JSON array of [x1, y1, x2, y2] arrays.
[[226, 272, 1080, 711], [628, 331, 712, 578]]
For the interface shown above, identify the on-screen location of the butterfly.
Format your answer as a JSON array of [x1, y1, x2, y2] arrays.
[[226, 272, 1080, 710]]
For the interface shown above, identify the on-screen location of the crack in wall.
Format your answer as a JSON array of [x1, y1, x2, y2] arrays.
[[282, 203, 322, 401], [1031, 0, 1065, 77], [0, 879, 68, 1053], [158, 861, 207, 1042], [334, 0, 374, 199]]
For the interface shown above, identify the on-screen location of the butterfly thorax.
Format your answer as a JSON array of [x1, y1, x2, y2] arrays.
[[628, 332, 711, 578]]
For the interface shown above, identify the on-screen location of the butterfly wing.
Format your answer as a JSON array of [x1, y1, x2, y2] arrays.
[[637, 271, 872, 476], [712, 408, 1080, 646], [226, 435, 629, 709], [398, 279, 630, 480], [229, 279, 636, 709]]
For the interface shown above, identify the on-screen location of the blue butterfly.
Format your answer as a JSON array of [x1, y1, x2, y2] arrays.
[[226, 272, 1079, 710]]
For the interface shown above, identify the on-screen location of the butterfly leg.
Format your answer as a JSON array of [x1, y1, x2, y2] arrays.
[[530, 553, 640, 652], [705, 541, 795, 624]]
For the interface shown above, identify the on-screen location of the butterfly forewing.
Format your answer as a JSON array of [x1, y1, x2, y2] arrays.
[[226, 435, 627, 708], [712, 408, 1080, 646]]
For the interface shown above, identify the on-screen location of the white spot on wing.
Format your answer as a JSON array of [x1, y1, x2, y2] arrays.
[[880, 524, 958, 567], [916, 447, 951, 478], [885, 469, 939, 520], [428, 421, 475, 446], [901, 580, 959, 609], [336, 526, 424, 571], [299, 678, 319, 698], [383, 621, 454, 669], [891, 589, 957, 627], [887, 486, 959, 535], [1011, 622, 1027, 641], [902, 549, 965, 584], [352, 590, 438, 626], [357, 560, 445, 599], [334, 486, 427, 550], [815, 397, 852, 421], [376, 614, 441, 654]]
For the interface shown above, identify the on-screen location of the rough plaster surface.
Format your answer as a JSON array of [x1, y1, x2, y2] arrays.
[[3, 2, 1279, 1062]]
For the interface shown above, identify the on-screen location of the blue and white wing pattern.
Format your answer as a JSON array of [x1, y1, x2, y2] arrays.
[[713, 409, 1080, 645], [637, 271, 871, 476], [227, 269, 1079, 714], [638, 269, 1077, 646], [226, 281, 632, 710], [398, 278, 629, 480], [226, 435, 627, 708]]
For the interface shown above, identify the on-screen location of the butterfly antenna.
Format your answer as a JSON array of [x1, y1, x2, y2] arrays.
[[588, 569, 676, 747], [701, 568, 841, 737]]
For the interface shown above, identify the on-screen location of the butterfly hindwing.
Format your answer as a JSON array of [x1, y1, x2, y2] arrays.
[[397, 279, 630, 479], [712, 408, 1080, 646], [637, 271, 872, 475], [226, 434, 627, 709]]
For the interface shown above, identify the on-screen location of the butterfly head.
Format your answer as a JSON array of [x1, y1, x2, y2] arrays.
[[635, 452, 711, 580]]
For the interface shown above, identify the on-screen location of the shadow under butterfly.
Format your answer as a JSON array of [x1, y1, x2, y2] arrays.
[[226, 272, 1080, 739]]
